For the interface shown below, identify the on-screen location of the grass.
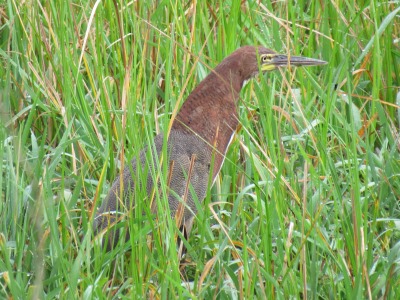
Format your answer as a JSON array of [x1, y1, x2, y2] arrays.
[[1, 0, 400, 298]]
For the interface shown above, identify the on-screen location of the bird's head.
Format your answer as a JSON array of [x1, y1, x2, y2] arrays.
[[257, 48, 327, 71], [222, 46, 327, 82]]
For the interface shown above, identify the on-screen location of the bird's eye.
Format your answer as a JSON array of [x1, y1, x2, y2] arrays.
[[261, 55, 269, 62]]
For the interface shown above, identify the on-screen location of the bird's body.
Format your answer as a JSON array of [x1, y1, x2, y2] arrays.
[[93, 46, 326, 249]]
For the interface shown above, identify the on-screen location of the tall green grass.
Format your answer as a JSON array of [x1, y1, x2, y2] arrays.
[[1, 0, 399, 298]]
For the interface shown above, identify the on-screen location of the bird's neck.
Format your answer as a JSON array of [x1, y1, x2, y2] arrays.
[[171, 68, 245, 178]]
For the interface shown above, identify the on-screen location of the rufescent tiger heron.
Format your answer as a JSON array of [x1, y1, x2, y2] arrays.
[[93, 46, 326, 250]]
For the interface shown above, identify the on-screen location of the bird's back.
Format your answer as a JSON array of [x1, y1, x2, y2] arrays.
[[93, 130, 213, 249]]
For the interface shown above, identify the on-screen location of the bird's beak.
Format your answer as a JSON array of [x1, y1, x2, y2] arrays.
[[270, 54, 327, 67]]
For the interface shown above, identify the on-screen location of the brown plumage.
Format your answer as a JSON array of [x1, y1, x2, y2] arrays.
[[93, 46, 326, 249]]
